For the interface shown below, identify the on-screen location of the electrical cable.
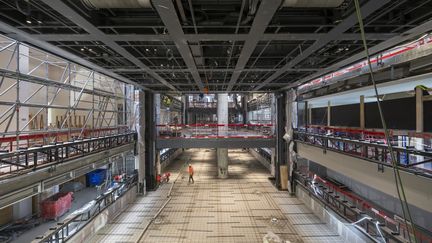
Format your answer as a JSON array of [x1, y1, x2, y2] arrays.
[[353, 0, 417, 242]]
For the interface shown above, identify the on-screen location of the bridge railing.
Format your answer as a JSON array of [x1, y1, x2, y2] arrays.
[[156, 123, 274, 139]]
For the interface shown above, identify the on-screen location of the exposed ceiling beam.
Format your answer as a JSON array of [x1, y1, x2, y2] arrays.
[[0, 21, 148, 90], [32, 33, 397, 42], [39, 0, 177, 91], [253, 0, 391, 91], [226, 0, 282, 91], [146, 83, 288, 87], [282, 19, 432, 91], [153, 0, 204, 91], [114, 68, 318, 73]]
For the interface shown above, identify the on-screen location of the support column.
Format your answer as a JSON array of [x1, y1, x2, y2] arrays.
[[415, 87, 424, 167], [144, 91, 157, 190], [360, 95, 365, 130], [134, 90, 146, 193], [217, 93, 228, 178], [275, 92, 287, 190], [327, 100, 331, 127]]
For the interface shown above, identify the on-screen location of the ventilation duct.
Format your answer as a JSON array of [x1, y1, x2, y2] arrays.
[[81, 0, 152, 9], [282, 0, 344, 8]]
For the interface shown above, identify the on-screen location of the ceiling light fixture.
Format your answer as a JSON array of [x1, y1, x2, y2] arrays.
[[26, 20, 32, 24]]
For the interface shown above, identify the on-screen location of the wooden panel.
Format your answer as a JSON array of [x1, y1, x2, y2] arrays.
[[0, 206, 13, 226]]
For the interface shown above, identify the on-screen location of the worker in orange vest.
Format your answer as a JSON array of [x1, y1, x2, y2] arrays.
[[188, 164, 194, 184]]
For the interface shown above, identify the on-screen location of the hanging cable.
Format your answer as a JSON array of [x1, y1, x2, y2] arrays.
[[353, 0, 417, 242]]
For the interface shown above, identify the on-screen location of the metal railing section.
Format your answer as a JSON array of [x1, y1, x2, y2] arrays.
[[33, 174, 138, 243], [0, 132, 136, 179], [294, 129, 432, 176], [157, 123, 274, 139], [294, 171, 432, 243]]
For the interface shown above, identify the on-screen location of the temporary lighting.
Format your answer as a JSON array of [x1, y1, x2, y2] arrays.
[[26, 20, 32, 24]]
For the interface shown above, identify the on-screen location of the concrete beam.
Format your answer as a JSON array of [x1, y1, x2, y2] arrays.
[[156, 138, 276, 149], [39, 0, 176, 91], [226, 0, 282, 91], [254, 0, 391, 91], [153, 0, 204, 91]]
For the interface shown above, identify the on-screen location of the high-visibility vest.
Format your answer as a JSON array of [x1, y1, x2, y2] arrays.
[[188, 166, 194, 175]]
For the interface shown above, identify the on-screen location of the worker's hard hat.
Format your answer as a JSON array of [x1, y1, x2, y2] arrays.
[[189, 164, 191, 166]]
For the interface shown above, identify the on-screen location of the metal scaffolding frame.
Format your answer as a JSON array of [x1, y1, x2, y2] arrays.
[[0, 33, 136, 177]]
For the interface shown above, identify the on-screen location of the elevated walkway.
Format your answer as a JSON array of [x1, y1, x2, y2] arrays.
[[0, 132, 136, 209]]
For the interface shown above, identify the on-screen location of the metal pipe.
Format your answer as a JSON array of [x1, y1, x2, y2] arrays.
[[282, 0, 344, 8], [81, 0, 151, 9]]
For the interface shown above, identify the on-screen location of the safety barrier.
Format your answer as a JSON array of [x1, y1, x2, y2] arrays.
[[0, 132, 136, 179], [33, 174, 137, 243], [156, 123, 273, 139], [294, 171, 432, 242], [295, 130, 432, 175]]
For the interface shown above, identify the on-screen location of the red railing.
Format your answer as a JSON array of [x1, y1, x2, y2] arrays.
[[0, 126, 129, 152], [156, 123, 274, 139]]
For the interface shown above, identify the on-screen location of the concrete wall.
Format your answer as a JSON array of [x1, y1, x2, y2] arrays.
[[68, 185, 137, 243], [160, 149, 182, 171], [297, 142, 432, 231], [249, 149, 271, 171], [296, 185, 373, 243]]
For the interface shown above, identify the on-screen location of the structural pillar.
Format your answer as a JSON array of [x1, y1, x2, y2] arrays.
[[275, 92, 288, 190], [134, 90, 146, 193], [144, 91, 157, 190], [327, 100, 331, 127], [415, 86, 425, 166], [217, 93, 228, 178], [360, 95, 365, 130]]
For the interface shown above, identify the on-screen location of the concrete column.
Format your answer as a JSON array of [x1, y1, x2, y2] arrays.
[[154, 94, 161, 176], [217, 93, 228, 178], [134, 90, 145, 193]]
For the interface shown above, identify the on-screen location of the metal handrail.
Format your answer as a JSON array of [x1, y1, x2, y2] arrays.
[[294, 130, 432, 177], [0, 132, 136, 179], [33, 174, 138, 243]]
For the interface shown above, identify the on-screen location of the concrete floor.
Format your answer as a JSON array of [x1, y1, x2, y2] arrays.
[[90, 149, 346, 243], [12, 187, 98, 243]]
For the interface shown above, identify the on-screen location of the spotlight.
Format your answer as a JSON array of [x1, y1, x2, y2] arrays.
[[26, 20, 32, 24], [145, 48, 149, 52], [80, 48, 85, 51]]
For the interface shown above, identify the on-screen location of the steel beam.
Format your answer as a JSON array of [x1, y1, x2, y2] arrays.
[[115, 67, 318, 73], [253, 0, 391, 91], [226, 0, 281, 91], [156, 138, 276, 149], [39, 0, 176, 91], [283, 18, 432, 91], [153, 0, 205, 91], [31, 33, 397, 42]]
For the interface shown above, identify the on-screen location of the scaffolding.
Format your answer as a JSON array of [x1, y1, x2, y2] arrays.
[[0, 34, 135, 177]]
